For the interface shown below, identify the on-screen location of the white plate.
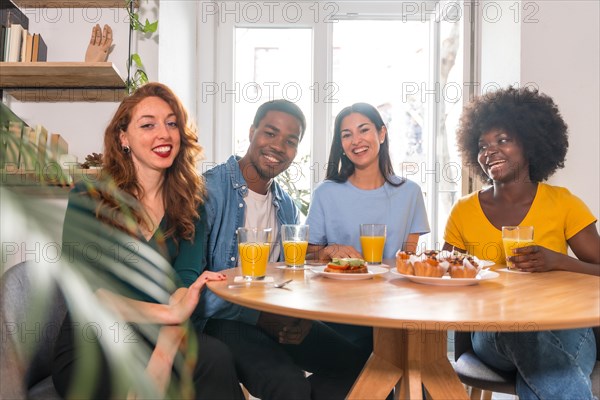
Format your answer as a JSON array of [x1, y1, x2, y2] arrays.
[[309, 265, 389, 280], [478, 260, 495, 268], [233, 276, 274, 283], [390, 269, 500, 286], [498, 267, 531, 274], [365, 263, 391, 269], [275, 265, 311, 271]]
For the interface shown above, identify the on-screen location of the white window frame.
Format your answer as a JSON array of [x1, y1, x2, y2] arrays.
[[197, 0, 476, 246]]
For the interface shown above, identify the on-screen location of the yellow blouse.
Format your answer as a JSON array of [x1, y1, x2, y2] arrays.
[[443, 183, 597, 265]]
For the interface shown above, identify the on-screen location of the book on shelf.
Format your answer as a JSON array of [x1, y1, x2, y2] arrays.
[[0, 104, 26, 169], [0, 24, 6, 62], [19, 27, 27, 62], [27, 124, 48, 169], [31, 32, 46, 62], [0, 0, 29, 30], [1, 120, 23, 169], [2, 24, 8, 61], [7, 22, 23, 62], [20, 126, 36, 170], [22, 29, 32, 62], [50, 133, 68, 162]]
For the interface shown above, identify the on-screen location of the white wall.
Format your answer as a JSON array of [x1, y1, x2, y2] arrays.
[[520, 1, 600, 219], [480, 0, 521, 87], [158, 1, 197, 121], [479, 0, 599, 220]]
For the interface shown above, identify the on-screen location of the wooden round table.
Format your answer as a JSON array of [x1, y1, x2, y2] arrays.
[[208, 262, 600, 399]]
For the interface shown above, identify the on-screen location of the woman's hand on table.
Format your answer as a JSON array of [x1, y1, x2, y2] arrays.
[[257, 312, 313, 344], [169, 271, 226, 322]]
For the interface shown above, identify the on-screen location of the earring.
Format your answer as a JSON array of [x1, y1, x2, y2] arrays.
[[123, 145, 130, 154], [342, 152, 346, 156], [380, 140, 384, 144]]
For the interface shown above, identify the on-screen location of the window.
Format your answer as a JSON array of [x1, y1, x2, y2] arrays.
[[232, 28, 314, 214], [203, 1, 471, 247]]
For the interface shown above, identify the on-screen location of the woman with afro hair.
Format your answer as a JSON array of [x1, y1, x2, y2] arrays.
[[443, 86, 599, 399]]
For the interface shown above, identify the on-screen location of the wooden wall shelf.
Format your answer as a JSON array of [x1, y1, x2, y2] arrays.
[[13, 1, 138, 8], [1, 168, 102, 197], [0, 62, 127, 102]]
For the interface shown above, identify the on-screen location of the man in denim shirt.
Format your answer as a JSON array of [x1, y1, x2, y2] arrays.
[[199, 100, 368, 400]]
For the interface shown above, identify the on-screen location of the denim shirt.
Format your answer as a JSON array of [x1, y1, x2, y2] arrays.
[[197, 155, 300, 328]]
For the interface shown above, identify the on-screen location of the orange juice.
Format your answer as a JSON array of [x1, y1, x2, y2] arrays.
[[360, 236, 386, 264], [283, 240, 308, 267], [239, 242, 270, 279], [502, 238, 535, 268]]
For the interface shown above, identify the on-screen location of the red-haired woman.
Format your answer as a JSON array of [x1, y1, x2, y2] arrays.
[[52, 83, 244, 399]]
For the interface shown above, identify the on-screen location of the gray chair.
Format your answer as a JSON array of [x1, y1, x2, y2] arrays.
[[0, 261, 66, 399], [454, 328, 600, 400]]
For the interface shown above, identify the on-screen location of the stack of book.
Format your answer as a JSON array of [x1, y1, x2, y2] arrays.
[[1, 103, 69, 173], [0, 0, 47, 62]]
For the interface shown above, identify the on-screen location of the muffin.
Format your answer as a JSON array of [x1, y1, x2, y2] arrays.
[[396, 250, 415, 275], [412, 253, 448, 277], [448, 255, 480, 278]]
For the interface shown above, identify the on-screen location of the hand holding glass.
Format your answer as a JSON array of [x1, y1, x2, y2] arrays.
[[238, 228, 272, 280], [502, 226, 534, 269], [282, 224, 309, 268], [360, 224, 386, 264]]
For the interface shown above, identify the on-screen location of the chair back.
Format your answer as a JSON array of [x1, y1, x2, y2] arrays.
[[0, 262, 67, 395], [454, 331, 472, 362], [454, 328, 600, 397]]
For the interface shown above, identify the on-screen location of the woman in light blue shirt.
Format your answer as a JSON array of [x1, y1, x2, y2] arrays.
[[306, 103, 430, 261], [305, 103, 430, 357]]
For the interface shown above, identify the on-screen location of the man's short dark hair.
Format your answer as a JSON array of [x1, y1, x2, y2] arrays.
[[252, 99, 307, 140]]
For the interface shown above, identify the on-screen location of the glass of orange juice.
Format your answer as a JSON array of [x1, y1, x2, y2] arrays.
[[238, 227, 272, 280], [360, 224, 386, 265], [502, 226, 534, 269], [281, 224, 309, 268]]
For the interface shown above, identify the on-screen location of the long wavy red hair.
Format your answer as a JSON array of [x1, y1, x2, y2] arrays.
[[96, 82, 204, 243]]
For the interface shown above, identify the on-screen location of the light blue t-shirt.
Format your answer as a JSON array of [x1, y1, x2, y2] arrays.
[[306, 178, 430, 260]]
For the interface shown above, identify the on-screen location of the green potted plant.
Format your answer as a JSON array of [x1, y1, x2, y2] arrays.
[[125, 0, 158, 92], [80, 152, 103, 169]]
